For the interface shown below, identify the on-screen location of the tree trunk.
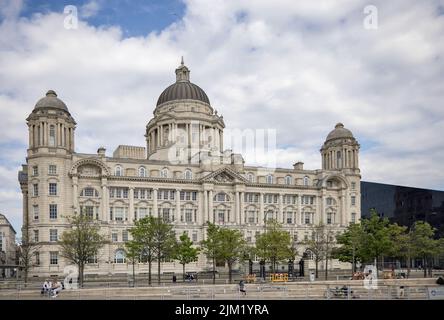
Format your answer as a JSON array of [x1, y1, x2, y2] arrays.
[[315, 259, 319, 279], [132, 261, 135, 287], [183, 263, 186, 282], [212, 257, 216, 285], [148, 259, 152, 285], [228, 262, 232, 284], [79, 263, 84, 288], [325, 257, 328, 280], [157, 254, 161, 285]]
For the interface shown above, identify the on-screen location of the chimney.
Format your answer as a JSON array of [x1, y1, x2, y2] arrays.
[[97, 147, 106, 158], [293, 162, 304, 170]]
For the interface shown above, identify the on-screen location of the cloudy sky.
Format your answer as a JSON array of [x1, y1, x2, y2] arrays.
[[1, 0, 444, 234]]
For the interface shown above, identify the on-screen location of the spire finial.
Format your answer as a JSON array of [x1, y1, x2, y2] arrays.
[[181, 56, 184, 66]]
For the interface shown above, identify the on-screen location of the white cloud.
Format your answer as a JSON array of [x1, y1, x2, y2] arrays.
[[0, 0, 443, 234], [80, 1, 100, 18]]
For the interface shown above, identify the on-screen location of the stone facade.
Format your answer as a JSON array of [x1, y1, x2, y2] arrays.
[[18, 61, 361, 277], [0, 213, 17, 277]]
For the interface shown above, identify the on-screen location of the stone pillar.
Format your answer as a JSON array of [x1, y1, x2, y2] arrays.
[[340, 190, 346, 226], [203, 190, 208, 223], [129, 187, 134, 222], [259, 193, 264, 225], [219, 129, 223, 152], [279, 193, 284, 224], [72, 176, 79, 213], [239, 192, 244, 225], [101, 178, 108, 222], [235, 191, 240, 224], [297, 195, 301, 225], [208, 190, 213, 223], [153, 188, 158, 217], [198, 191, 203, 225], [176, 188, 181, 223]]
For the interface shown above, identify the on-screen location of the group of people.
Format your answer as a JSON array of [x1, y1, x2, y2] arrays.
[[41, 278, 64, 298]]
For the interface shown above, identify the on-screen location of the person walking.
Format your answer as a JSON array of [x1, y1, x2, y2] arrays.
[[239, 280, 246, 296]]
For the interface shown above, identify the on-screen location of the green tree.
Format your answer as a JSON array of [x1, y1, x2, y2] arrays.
[[174, 232, 200, 281], [333, 222, 366, 275], [125, 240, 142, 286], [255, 220, 294, 276], [410, 221, 437, 278], [152, 217, 177, 285], [217, 228, 246, 283], [59, 214, 108, 287], [17, 237, 41, 287], [302, 223, 331, 279], [200, 222, 221, 284], [129, 216, 156, 285]]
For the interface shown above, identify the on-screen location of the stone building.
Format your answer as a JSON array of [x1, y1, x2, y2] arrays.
[[0, 213, 17, 278], [18, 60, 361, 277]]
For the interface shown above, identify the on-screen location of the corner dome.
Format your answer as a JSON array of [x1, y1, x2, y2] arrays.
[[34, 90, 68, 111], [156, 59, 210, 106], [326, 123, 354, 141]]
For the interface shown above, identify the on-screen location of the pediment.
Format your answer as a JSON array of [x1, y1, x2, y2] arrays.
[[200, 167, 247, 184]]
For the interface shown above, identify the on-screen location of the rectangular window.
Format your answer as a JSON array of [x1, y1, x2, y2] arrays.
[[109, 207, 113, 220], [48, 165, 57, 175], [49, 204, 57, 220], [49, 229, 58, 242], [248, 211, 255, 223], [351, 182, 356, 190], [192, 192, 197, 201], [304, 213, 311, 225], [218, 210, 225, 223], [163, 190, 169, 200], [112, 232, 118, 242], [327, 213, 332, 224], [123, 188, 128, 198], [286, 212, 293, 224], [217, 193, 225, 202], [50, 252, 58, 265], [180, 191, 185, 200], [33, 184, 39, 197], [83, 206, 94, 219], [114, 207, 124, 221], [162, 208, 170, 222], [49, 125, 56, 146], [35, 252, 40, 265], [49, 183, 57, 196], [351, 212, 356, 223], [33, 230, 39, 242], [192, 232, 198, 242], [185, 209, 193, 222], [122, 231, 128, 242], [33, 205, 39, 220], [351, 196, 356, 206], [138, 207, 148, 219], [32, 166, 38, 176]]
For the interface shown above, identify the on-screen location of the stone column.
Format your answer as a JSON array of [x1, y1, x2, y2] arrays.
[[176, 188, 181, 223], [235, 191, 240, 224], [129, 187, 134, 222], [279, 193, 284, 224], [101, 178, 108, 222], [297, 195, 301, 225], [72, 176, 79, 213], [203, 190, 208, 223], [239, 192, 244, 225], [153, 188, 158, 217], [198, 191, 203, 225], [259, 193, 264, 225], [208, 190, 213, 223], [340, 190, 346, 226]]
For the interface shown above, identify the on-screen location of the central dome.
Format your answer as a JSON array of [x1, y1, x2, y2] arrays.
[[326, 123, 354, 141], [156, 59, 210, 106]]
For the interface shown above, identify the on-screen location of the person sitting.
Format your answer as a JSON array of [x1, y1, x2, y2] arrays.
[[51, 278, 62, 298], [41, 279, 50, 295]]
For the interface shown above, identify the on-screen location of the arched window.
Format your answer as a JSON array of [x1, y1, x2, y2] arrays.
[[214, 192, 229, 202], [115, 165, 122, 177], [49, 124, 56, 147], [80, 187, 99, 197], [184, 169, 192, 180], [284, 175, 292, 185], [337, 151, 342, 168], [114, 250, 126, 263], [303, 176, 309, 186], [266, 174, 273, 184], [247, 173, 255, 183], [138, 167, 146, 177], [160, 168, 168, 178]]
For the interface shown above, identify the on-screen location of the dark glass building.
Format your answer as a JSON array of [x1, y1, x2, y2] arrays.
[[361, 181, 444, 238]]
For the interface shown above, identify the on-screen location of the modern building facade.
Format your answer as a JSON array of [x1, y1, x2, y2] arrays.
[[0, 213, 17, 278], [361, 181, 444, 238], [18, 60, 361, 277]]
